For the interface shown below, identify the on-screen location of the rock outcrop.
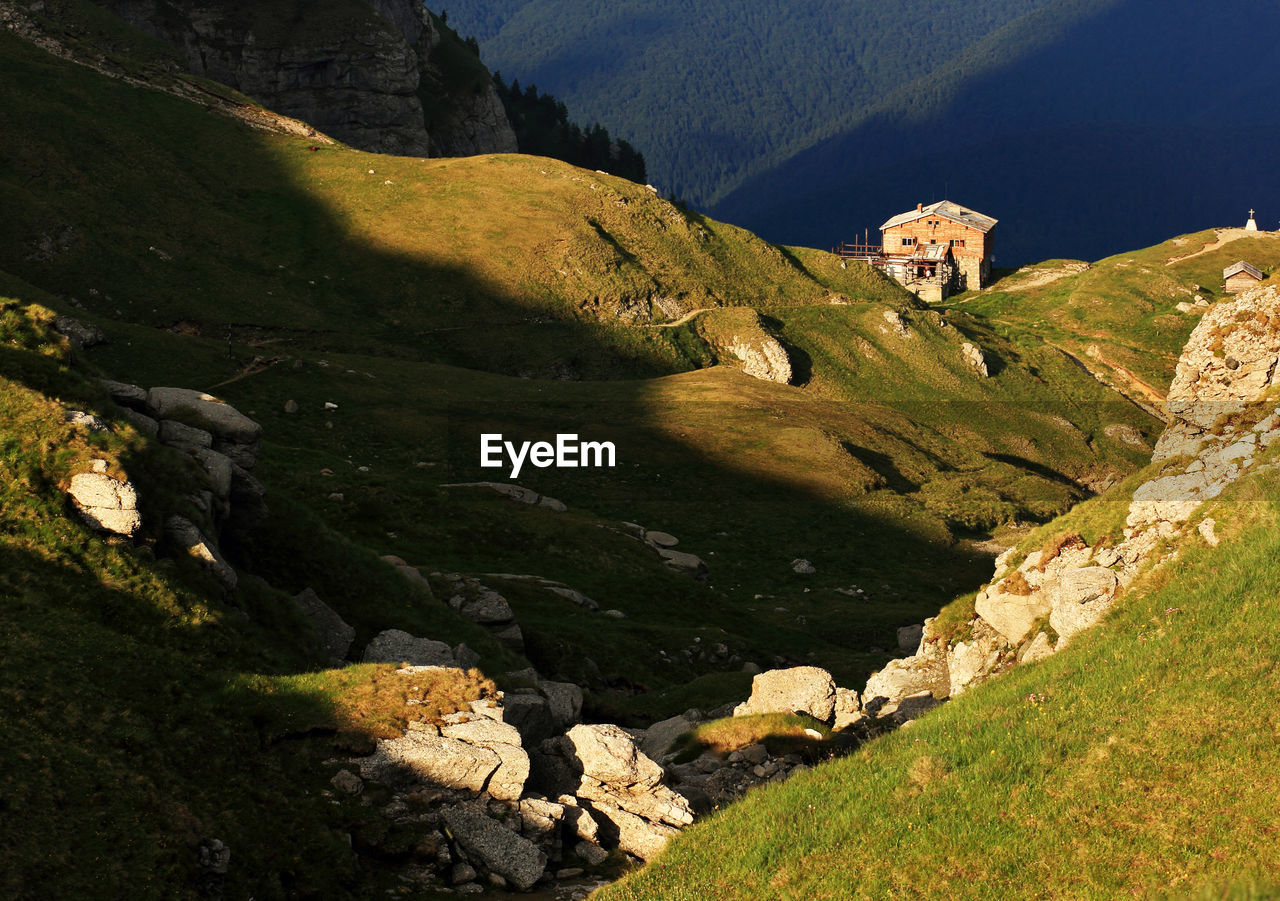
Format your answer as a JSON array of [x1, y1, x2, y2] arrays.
[[103, 0, 516, 157], [879, 284, 1280, 707], [68, 467, 141, 536], [733, 666, 837, 722]]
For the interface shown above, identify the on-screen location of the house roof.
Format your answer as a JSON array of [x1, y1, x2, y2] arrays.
[[1223, 260, 1264, 280], [881, 200, 997, 234]]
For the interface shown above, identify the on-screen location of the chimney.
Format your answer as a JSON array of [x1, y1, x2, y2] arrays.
[[917, 203, 923, 212]]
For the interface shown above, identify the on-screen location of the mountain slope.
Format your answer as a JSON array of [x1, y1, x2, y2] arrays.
[[456, 0, 1280, 264], [600, 285, 1280, 899]]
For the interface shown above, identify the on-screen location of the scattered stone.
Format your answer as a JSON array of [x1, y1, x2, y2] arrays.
[[64, 410, 109, 432], [790, 558, 816, 575], [644, 530, 679, 548], [283, 399, 299, 414], [330, 769, 363, 795], [68, 470, 142, 536], [440, 807, 547, 891], [54, 315, 107, 348], [292, 588, 355, 665], [1018, 631, 1055, 664], [961, 341, 989, 376], [658, 548, 708, 579], [450, 862, 477, 885], [1198, 517, 1220, 547]]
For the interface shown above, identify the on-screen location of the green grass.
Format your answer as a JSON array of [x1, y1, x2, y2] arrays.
[[953, 230, 1280, 404], [601, 463, 1280, 900]]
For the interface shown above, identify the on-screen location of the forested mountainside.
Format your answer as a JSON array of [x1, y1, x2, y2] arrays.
[[455, 0, 1280, 264]]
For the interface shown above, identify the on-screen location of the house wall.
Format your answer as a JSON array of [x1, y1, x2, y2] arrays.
[[1225, 272, 1262, 294], [882, 218, 993, 289]]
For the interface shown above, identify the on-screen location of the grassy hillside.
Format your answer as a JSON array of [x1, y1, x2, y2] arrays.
[[0, 17, 1161, 711], [0, 16, 1201, 895], [602, 441, 1280, 900], [951, 229, 1280, 405]]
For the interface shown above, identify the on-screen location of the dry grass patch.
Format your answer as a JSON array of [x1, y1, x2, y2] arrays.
[[318, 664, 496, 753], [674, 713, 833, 761]]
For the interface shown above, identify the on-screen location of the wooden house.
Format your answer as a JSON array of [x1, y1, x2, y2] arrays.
[[1223, 260, 1264, 294], [880, 200, 997, 290]]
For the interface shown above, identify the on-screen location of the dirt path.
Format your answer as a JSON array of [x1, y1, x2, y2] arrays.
[[648, 307, 712, 328], [1163, 228, 1252, 266]]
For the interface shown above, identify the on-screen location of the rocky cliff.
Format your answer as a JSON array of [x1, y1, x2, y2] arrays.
[[862, 283, 1280, 716], [99, 0, 516, 156]]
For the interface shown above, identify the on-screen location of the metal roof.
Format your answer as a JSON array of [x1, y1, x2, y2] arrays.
[[1223, 260, 1264, 280], [881, 200, 998, 234]]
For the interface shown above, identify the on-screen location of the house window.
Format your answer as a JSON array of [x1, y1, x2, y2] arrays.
[[901, 237, 916, 247], [951, 239, 966, 248]]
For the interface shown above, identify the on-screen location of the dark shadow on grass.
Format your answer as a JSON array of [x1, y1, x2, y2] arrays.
[[983, 451, 1091, 494]]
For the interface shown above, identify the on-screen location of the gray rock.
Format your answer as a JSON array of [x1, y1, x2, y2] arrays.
[[861, 642, 949, 717], [790, 558, 816, 574], [191, 447, 234, 501], [68, 471, 141, 536], [538, 679, 584, 731], [54, 315, 106, 348], [1047, 566, 1120, 644], [363, 629, 455, 667], [441, 807, 547, 891], [974, 583, 1052, 646], [120, 408, 159, 436], [1018, 631, 1056, 664], [897, 623, 924, 655], [165, 515, 236, 590], [360, 728, 499, 793], [450, 862, 477, 885], [644, 530, 679, 548], [454, 642, 481, 670], [733, 666, 837, 722], [503, 692, 556, 745], [440, 717, 529, 802], [658, 547, 708, 579], [1198, 517, 1220, 547], [574, 841, 609, 866], [98, 378, 148, 410], [832, 687, 862, 730], [456, 588, 515, 624], [566, 724, 664, 790], [158, 418, 213, 450], [291, 588, 355, 665], [65, 410, 109, 432], [638, 713, 696, 762], [283, 399, 299, 415], [148, 387, 262, 444], [330, 769, 363, 795]]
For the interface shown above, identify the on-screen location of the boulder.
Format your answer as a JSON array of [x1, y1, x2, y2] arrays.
[[192, 447, 234, 500], [565, 724, 664, 790], [658, 547, 708, 579], [897, 623, 924, 655], [363, 629, 455, 667], [537, 678, 584, 731], [832, 687, 862, 730], [120, 408, 159, 436], [733, 666, 836, 722], [98, 378, 149, 410], [54, 315, 106, 348], [1018, 631, 1056, 664], [861, 643, 949, 717], [359, 727, 499, 793], [68, 471, 141, 536], [65, 410, 109, 432], [974, 583, 1051, 646], [291, 588, 355, 665], [440, 717, 529, 802], [791, 558, 816, 575], [1047, 566, 1120, 644], [502, 692, 557, 745], [961, 341, 989, 377], [947, 620, 1006, 697], [644, 530, 679, 548], [148, 387, 263, 444], [440, 807, 547, 891], [165, 516, 237, 590], [639, 713, 696, 761], [158, 419, 213, 450]]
